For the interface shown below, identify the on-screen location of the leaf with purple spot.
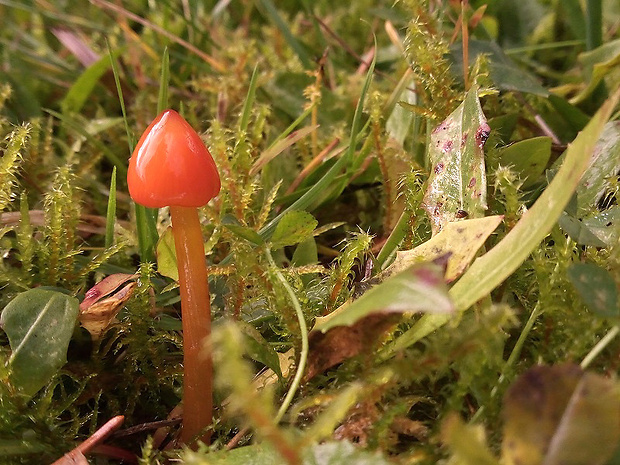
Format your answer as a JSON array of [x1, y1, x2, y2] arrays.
[[423, 87, 489, 235]]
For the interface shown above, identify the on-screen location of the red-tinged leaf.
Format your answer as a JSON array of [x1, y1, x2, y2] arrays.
[[80, 273, 136, 311], [79, 282, 137, 339]]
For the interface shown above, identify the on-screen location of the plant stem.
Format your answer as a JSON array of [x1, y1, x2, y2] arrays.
[[170, 206, 212, 445], [265, 250, 309, 424], [581, 325, 619, 369]]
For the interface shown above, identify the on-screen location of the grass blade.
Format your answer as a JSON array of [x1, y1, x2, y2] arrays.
[[157, 47, 170, 114], [105, 166, 117, 248], [255, 0, 312, 68], [107, 40, 158, 262], [258, 46, 376, 239], [239, 65, 259, 134]]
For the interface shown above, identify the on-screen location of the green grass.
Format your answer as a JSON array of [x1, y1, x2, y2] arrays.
[[0, 1, 619, 464]]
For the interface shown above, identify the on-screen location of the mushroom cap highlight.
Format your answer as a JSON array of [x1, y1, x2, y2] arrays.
[[128, 110, 221, 208]]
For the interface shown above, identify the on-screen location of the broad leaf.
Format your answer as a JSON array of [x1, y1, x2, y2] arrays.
[[572, 39, 620, 104], [567, 263, 619, 318], [498, 137, 551, 188], [270, 211, 318, 249], [313, 261, 453, 334], [451, 41, 549, 96], [238, 321, 282, 378], [502, 364, 620, 465], [422, 87, 489, 235], [156, 227, 179, 281], [574, 122, 620, 216], [387, 90, 620, 354], [0, 289, 79, 398]]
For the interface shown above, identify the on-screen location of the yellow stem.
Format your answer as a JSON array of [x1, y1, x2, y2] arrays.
[[170, 206, 212, 446]]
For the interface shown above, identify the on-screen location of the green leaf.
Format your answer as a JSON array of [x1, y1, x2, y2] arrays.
[[558, 213, 608, 247], [422, 86, 489, 234], [222, 216, 265, 246], [502, 364, 620, 465], [156, 227, 178, 281], [157, 47, 170, 114], [313, 261, 453, 334], [567, 263, 619, 318], [451, 40, 549, 96], [270, 211, 318, 249], [61, 48, 121, 114], [105, 166, 117, 248], [498, 137, 551, 188], [574, 122, 620, 216], [0, 289, 79, 398], [291, 237, 318, 267], [388, 89, 620, 353], [572, 39, 620, 104], [238, 321, 282, 378]]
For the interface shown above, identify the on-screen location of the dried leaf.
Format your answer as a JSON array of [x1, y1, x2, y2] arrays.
[[79, 282, 137, 339], [80, 273, 136, 311], [304, 314, 401, 382], [502, 364, 620, 465], [379, 215, 503, 283], [422, 87, 489, 234]]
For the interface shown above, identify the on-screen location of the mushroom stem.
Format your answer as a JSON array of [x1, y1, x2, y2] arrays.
[[170, 205, 212, 445]]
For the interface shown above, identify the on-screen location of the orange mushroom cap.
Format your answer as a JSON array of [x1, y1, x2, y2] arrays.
[[128, 110, 221, 208]]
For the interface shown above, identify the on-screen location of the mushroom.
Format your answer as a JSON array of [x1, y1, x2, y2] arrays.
[[128, 109, 220, 445]]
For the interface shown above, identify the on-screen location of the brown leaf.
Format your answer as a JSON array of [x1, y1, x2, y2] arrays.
[[304, 314, 400, 382], [80, 282, 137, 339], [502, 363, 620, 465]]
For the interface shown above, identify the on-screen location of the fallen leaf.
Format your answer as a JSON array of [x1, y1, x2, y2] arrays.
[[80, 282, 137, 339], [304, 313, 400, 382], [379, 215, 503, 282], [80, 273, 136, 311], [502, 364, 620, 465]]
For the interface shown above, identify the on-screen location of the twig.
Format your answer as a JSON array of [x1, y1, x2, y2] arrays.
[[515, 94, 561, 145], [286, 138, 341, 194], [111, 418, 182, 439], [225, 426, 251, 450], [52, 416, 125, 465]]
